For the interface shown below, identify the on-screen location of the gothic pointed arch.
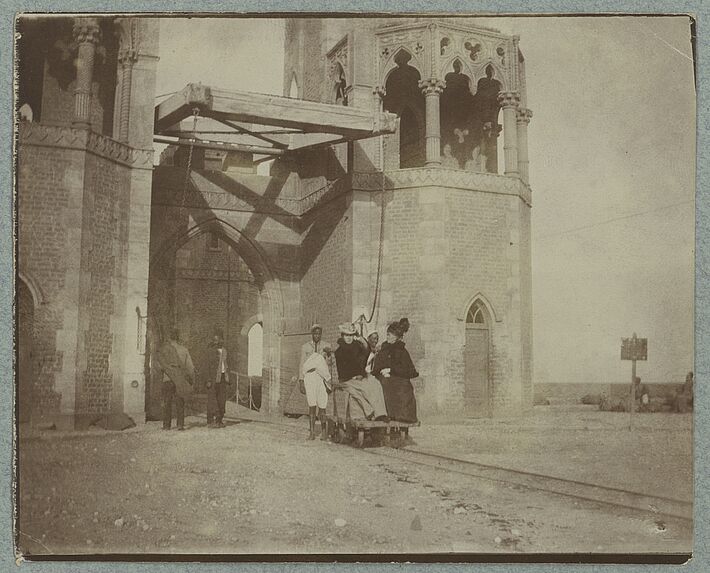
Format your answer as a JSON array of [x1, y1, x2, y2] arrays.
[[148, 216, 284, 414], [461, 292, 499, 323], [381, 47, 425, 86], [382, 48, 426, 168]]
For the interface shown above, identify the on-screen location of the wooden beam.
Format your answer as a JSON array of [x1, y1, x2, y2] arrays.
[[214, 117, 288, 149], [153, 136, 285, 156], [208, 87, 383, 136], [154, 83, 213, 133], [155, 83, 397, 139]]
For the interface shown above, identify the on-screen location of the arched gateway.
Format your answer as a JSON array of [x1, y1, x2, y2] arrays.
[[147, 216, 285, 418]]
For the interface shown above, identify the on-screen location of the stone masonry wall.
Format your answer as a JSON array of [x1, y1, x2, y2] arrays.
[[366, 178, 531, 418], [17, 143, 84, 418], [75, 153, 131, 415], [299, 193, 353, 350], [171, 234, 260, 392]]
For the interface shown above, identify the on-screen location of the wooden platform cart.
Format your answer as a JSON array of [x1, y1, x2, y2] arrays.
[[327, 387, 420, 448]]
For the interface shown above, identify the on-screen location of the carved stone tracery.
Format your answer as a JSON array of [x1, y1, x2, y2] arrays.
[[18, 122, 154, 169]]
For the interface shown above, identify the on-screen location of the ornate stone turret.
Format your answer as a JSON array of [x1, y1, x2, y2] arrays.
[[282, 18, 534, 418]]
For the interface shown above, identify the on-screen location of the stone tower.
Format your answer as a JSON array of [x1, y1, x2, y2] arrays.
[[283, 17, 533, 417], [17, 16, 160, 428]]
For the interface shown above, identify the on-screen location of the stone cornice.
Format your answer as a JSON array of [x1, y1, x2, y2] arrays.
[[352, 168, 532, 206], [18, 122, 154, 170]]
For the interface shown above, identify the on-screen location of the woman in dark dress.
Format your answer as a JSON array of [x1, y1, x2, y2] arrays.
[[372, 318, 419, 423]]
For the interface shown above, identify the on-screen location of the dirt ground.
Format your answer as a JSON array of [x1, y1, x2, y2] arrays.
[[16, 407, 692, 557], [415, 405, 694, 502]]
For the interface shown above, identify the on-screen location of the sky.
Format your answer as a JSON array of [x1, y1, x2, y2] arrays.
[[157, 16, 695, 385]]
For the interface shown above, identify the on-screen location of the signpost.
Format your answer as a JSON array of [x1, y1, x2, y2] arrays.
[[620, 332, 648, 429]]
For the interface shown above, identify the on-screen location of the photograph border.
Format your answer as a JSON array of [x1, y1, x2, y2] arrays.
[[3, 1, 708, 571]]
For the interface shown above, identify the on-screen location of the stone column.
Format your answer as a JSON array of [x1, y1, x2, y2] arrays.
[[419, 78, 445, 166], [116, 19, 138, 143], [497, 91, 520, 177], [516, 108, 533, 184], [117, 50, 138, 142], [71, 18, 101, 128]]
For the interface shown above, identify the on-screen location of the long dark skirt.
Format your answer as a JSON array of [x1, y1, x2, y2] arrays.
[[380, 375, 417, 423]]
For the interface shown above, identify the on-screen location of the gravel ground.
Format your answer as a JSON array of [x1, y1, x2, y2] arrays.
[[415, 405, 694, 502], [16, 409, 692, 557]]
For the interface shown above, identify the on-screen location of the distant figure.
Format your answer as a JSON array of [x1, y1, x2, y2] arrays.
[[632, 376, 650, 412], [441, 143, 460, 169], [157, 329, 195, 431], [206, 331, 229, 429], [675, 371, 694, 413], [373, 318, 419, 423], [464, 145, 482, 172]]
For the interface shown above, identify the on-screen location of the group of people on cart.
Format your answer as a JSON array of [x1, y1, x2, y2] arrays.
[[298, 318, 419, 441]]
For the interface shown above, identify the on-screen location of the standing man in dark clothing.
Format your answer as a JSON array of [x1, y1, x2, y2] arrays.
[[632, 376, 650, 412], [157, 329, 195, 431], [207, 332, 229, 428]]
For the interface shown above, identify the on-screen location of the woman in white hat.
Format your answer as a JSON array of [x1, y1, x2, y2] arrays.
[[334, 322, 388, 422]]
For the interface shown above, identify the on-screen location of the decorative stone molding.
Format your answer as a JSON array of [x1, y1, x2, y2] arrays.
[[418, 78, 446, 95], [18, 122, 153, 170], [497, 91, 520, 109], [351, 168, 531, 206], [376, 22, 429, 83], [516, 107, 533, 125], [326, 35, 349, 80], [176, 266, 258, 283], [72, 18, 101, 45]]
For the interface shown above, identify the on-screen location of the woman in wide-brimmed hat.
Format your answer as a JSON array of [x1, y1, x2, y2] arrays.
[[372, 318, 419, 423], [333, 322, 388, 422]]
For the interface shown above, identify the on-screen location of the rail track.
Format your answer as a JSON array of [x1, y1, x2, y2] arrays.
[[221, 413, 693, 523]]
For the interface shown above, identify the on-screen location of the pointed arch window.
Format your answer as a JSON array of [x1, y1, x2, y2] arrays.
[[466, 300, 487, 325], [247, 322, 263, 377]]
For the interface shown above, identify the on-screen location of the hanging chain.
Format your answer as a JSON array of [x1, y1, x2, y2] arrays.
[[363, 132, 387, 325], [180, 107, 200, 213]]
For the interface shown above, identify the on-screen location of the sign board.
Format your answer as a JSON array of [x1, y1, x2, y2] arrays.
[[621, 337, 647, 361]]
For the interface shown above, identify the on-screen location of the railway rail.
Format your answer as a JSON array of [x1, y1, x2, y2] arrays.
[[217, 413, 693, 523]]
